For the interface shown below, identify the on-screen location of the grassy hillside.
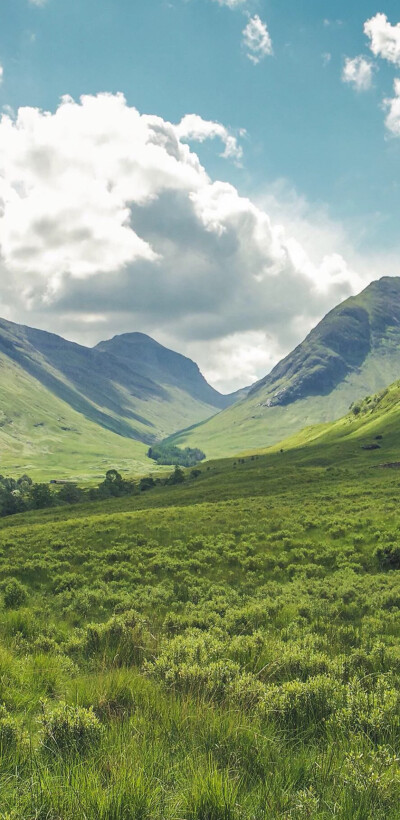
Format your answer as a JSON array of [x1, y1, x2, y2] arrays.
[[0, 318, 233, 459], [169, 277, 400, 458], [0, 355, 156, 481], [0, 319, 240, 479], [1, 400, 400, 816]]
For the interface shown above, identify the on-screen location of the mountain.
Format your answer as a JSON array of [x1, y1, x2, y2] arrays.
[[168, 277, 400, 458], [95, 332, 234, 409], [0, 320, 236, 479]]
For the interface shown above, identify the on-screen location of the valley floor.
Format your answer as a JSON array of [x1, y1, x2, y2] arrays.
[[0, 447, 400, 818]]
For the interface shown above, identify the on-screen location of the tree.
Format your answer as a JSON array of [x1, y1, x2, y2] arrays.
[[167, 466, 185, 485], [57, 483, 83, 504], [29, 483, 53, 509]]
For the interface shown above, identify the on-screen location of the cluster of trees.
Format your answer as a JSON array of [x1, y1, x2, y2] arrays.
[[0, 464, 194, 519], [148, 443, 205, 467]]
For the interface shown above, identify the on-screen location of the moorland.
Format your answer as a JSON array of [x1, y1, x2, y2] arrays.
[[0, 384, 400, 818]]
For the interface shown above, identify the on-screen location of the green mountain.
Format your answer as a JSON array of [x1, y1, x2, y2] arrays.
[[169, 276, 400, 458], [0, 320, 235, 479], [95, 332, 234, 410]]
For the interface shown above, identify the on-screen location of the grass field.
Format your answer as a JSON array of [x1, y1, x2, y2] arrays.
[[1, 392, 400, 818]]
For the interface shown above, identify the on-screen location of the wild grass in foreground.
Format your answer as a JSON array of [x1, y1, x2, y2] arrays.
[[0, 445, 400, 817]]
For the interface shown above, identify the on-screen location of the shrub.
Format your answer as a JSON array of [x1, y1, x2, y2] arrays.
[[3, 579, 28, 609], [375, 544, 400, 570], [259, 675, 340, 734], [41, 702, 103, 755]]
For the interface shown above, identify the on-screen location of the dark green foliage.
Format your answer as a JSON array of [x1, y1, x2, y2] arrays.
[[167, 465, 185, 485], [57, 483, 84, 504], [148, 443, 205, 467], [29, 483, 53, 509], [139, 476, 155, 492], [375, 544, 400, 570]]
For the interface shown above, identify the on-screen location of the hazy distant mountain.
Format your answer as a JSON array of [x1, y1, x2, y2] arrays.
[[95, 332, 235, 410], [168, 277, 400, 458], [0, 319, 237, 478]]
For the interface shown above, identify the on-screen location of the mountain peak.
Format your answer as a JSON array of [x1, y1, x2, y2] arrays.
[[95, 332, 233, 408]]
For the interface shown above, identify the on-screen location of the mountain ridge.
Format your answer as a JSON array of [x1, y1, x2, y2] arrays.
[[167, 276, 400, 458], [0, 319, 239, 478]]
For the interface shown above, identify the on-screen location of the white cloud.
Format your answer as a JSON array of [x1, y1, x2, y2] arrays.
[[364, 13, 400, 66], [342, 56, 375, 92], [242, 15, 273, 64], [383, 78, 400, 136], [211, 0, 247, 7], [176, 114, 244, 162], [0, 66, 3, 84], [0, 93, 368, 390], [322, 53, 331, 67]]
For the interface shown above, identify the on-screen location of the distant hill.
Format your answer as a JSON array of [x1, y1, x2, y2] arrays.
[[0, 320, 237, 479], [168, 277, 400, 458], [95, 332, 235, 410]]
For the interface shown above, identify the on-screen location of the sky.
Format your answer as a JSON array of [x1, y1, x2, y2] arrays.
[[1, 0, 400, 391]]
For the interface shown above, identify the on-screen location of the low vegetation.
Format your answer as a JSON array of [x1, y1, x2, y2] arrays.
[[148, 443, 205, 467], [0, 418, 399, 817]]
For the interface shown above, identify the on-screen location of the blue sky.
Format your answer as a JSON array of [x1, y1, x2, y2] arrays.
[[1, 0, 400, 389]]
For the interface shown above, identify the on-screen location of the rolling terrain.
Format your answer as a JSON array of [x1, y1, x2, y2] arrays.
[[0, 320, 236, 479], [169, 276, 400, 458], [1, 380, 400, 817]]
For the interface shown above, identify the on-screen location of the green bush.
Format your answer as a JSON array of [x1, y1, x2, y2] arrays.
[[3, 579, 28, 609], [375, 544, 400, 570], [260, 675, 340, 734], [41, 702, 103, 755]]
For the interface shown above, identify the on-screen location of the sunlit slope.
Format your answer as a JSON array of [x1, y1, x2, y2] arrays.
[[0, 319, 232, 448], [266, 378, 400, 463], [169, 277, 400, 458], [0, 356, 151, 481]]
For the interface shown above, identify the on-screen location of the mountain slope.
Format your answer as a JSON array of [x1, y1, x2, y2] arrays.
[[0, 354, 152, 481], [0, 319, 235, 450], [95, 333, 235, 409], [169, 277, 400, 457], [0, 320, 238, 478]]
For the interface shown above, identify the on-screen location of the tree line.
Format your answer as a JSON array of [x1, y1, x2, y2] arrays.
[[0, 464, 193, 519]]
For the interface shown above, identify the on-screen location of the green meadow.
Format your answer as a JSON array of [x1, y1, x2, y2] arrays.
[[1, 388, 400, 818]]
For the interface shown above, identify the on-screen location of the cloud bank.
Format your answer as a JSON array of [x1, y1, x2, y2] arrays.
[[0, 93, 364, 390]]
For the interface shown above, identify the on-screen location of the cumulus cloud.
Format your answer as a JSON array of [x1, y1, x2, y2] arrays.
[[242, 15, 273, 64], [0, 66, 3, 84], [342, 56, 375, 92], [383, 78, 400, 136], [176, 114, 244, 162], [364, 13, 400, 66], [0, 93, 366, 390]]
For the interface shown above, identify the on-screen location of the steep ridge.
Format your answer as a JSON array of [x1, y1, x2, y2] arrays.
[[169, 277, 400, 458], [95, 332, 234, 409]]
